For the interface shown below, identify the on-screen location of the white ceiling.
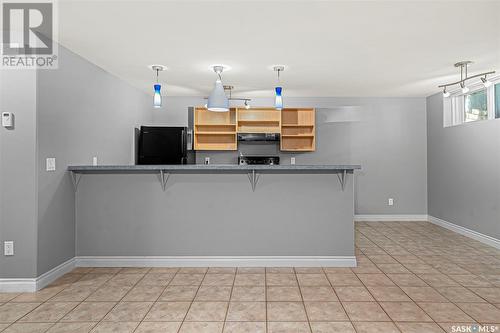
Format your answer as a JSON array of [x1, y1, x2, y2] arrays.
[[58, 0, 500, 98]]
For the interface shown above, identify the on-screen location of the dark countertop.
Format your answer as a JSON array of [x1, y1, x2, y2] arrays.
[[68, 164, 361, 173]]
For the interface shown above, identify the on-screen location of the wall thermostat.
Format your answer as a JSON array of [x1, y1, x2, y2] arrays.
[[2, 112, 14, 128]]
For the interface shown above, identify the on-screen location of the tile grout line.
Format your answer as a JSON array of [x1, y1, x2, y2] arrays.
[[221, 268, 236, 332], [90, 268, 149, 332], [175, 268, 209, 333], [293, 269, 313, 333], [130, 268, 173, 333]]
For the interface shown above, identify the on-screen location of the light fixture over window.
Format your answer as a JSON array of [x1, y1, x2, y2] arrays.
[[442, 87, 450, 98], [273, 66, 285, 110], [207, 65, 229, 112], [481, 76, 492, 88], [438, 61, 495, 96], [151, 65, 165, 108]]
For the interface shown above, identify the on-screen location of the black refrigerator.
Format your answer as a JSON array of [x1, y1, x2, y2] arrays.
[[137, 126, 195, 165]]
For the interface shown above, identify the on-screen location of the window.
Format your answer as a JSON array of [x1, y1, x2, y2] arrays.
[[496, 83, 500, 119], [464, 89, 488, 122], [443, 79, 500, 127]]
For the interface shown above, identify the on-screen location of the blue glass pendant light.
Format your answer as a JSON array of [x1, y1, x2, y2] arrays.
[[273, 66, 285, 110], [151, 65, 164, 108], [275, 87, 283, 110], [153, 84, 162, 108]]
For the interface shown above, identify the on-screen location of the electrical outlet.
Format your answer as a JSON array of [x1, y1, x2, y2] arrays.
[[204, 157, 210, 165], [290, 157, 296, 165], [388, 198, 394, 206], [46, 158, 56, 171], [92, 156, 98, 166], [4, 241, 14, 256]]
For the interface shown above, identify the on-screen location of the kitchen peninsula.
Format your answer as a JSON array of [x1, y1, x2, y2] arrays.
[[69, 164, 360, 267]]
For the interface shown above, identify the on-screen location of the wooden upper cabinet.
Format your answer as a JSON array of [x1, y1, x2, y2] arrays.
[[237, 108, 281, 133], [280, 108, 315, 151], [193, 107, 315, 152], [194, 107, 237, 150]]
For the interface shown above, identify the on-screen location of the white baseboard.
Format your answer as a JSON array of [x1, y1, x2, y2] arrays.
[[75, 256, 357, 268], [428, 215, 500, 249], [355, 214, 429, 222], [0, 278, 37, 293], [0, 257, 75, 293], [36, 257, 76, 290]]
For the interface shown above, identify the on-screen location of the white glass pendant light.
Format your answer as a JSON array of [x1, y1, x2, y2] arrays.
[[207, 66, 229, 112], [273, 66, 285, 110], [151, 65, 165, 108]]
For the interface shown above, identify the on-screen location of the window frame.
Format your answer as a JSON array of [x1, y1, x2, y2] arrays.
[[443, 76, 500, 127]]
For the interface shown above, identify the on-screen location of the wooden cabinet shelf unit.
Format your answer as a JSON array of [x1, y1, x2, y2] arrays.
[[237, 108, 281, 133], [193, 107, 315, 151], [194, 107, 237, 150], [280, 108, 315, 151]]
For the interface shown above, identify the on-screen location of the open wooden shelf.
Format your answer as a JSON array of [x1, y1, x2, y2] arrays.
[[282, 123, 310, 126], [194, 107, 237, 150], [280, 108, 315, 151], [237, 108, 281, 134], [196, 131, 237, 135]]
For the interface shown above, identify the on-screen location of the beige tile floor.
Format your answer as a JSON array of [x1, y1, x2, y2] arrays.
[[1, 221, 499, 332]]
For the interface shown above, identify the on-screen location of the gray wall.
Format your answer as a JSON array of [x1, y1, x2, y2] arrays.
[[154, 97, 428, 215], [76, 173, 355, 257], [0, 70, 38, 278], [427, 93, 500, 239], [35, 45, 153, 276]]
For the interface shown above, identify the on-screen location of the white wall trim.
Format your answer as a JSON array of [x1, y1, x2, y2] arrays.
[[75, 256, 357, 268], [428, 215, 500, 249], [0, 278, 37, 293], [36, 257, 76, 290], [355, 214, 429, 222], [0, 257, 75, 293]]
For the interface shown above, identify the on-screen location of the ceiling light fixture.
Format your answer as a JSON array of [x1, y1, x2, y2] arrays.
[[481, 76, 492, 88], [223, 85, 251, 109], [460, 82, 469, 94], [207, 65, 229, 112], [151, 65, 165, 108], [442, 87, 450, 98], [204, 79, 251, 110], [273, 66, 285, 110], [438, 61, 495, 96]]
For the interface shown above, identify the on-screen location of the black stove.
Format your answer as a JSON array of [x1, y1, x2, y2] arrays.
[[238, 156, 280, 166]]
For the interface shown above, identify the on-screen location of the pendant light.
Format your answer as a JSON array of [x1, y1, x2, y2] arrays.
[[207, 65, 229, 112], [273, 66, 285, 110], [151, 65, 165, 108]]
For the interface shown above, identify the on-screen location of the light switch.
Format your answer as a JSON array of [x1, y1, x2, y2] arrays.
[[46, 158, 56, 171], [2, 112, 14, 128], [4, 241, 14, 256]]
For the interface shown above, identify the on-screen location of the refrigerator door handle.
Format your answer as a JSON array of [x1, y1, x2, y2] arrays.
[[186, 129, 193, 150], [181, 129, 187, 164]]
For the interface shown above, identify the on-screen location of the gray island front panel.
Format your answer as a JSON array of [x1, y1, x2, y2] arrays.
[[76, 172, 354, 257]]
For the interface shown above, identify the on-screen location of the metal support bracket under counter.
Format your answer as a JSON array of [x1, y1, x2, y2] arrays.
[[67, 164, 361, 192]]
